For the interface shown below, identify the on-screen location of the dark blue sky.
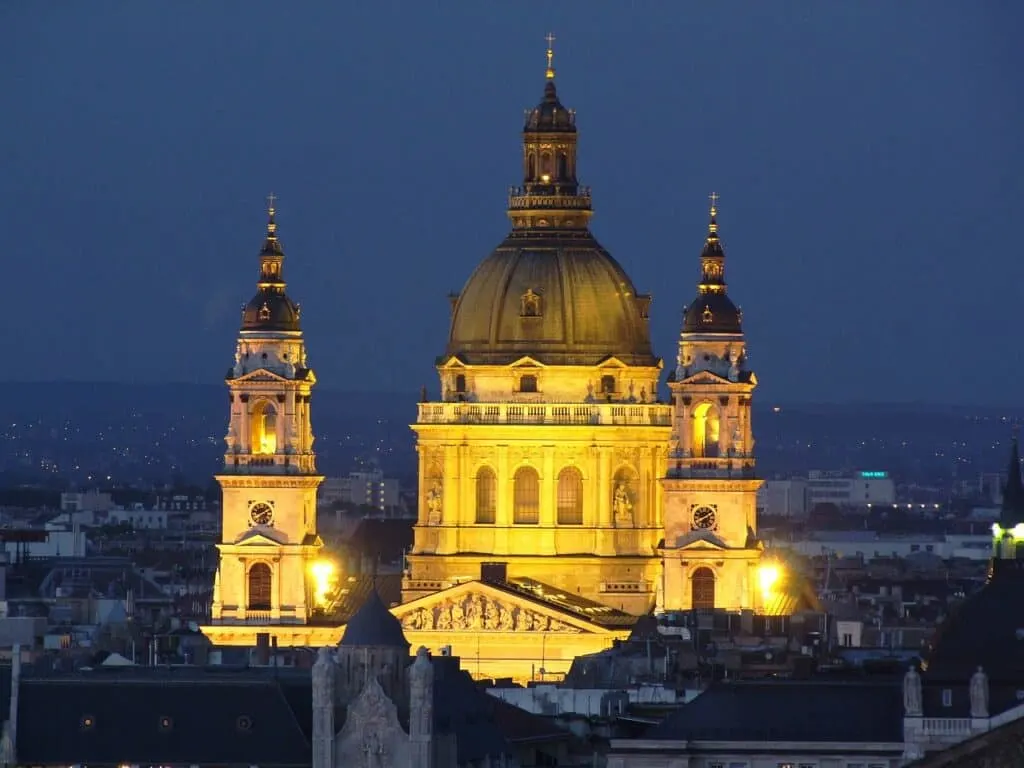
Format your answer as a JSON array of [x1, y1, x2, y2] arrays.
[[3, 2, 1021, 404]]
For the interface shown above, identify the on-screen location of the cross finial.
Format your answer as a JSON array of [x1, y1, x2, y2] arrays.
[[265, 193, 277, 237], [545, 32, 556, 80], [709, 191, 720, 215]]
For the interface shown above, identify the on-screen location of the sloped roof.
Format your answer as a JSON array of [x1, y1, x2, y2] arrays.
[[644, 680, 904, 743], [16, 676, 311, 766], [339, 589, 409, 649]]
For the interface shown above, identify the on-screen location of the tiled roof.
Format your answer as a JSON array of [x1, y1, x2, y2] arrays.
[[644, 679, 904, 743]]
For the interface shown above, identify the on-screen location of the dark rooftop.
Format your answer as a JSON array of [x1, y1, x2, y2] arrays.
[[644, 679, 904, 743]]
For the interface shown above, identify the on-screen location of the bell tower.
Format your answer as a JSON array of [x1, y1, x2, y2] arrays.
[[660, 196, 765, 612], [210, 197, 324, 629]]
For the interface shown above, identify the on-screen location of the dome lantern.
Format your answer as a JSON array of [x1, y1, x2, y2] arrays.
[[240, 195, 302, 334]]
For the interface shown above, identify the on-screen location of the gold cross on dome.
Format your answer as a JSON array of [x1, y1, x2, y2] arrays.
[[266, 192, 277, 212], [708, 191, 720, 213], [545, 32, 556, 78]]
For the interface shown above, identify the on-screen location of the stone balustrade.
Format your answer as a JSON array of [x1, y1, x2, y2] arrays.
[[417, 401, 672, 427]]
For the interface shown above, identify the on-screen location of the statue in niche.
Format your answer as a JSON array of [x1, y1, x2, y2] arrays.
[[970, 666, 989, 718], [640, 386, 647, 403], [628, 381, 636, 402], [426, 483, 443, 525], [732, 424, 743, 455], [903, 665, 922, 716], [233, 344, 244, 376], [613, 482, 634, 525], [585, 381, 595, 403]]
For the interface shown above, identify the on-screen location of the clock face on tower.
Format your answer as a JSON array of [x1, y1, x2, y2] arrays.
[[249, 501, 274, 526], [691, 505, 717, 530]]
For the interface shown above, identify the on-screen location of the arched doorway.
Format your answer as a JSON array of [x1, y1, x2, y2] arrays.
[[691, 567, 715, 609], [691, 402, 720, 458], [248, 563, 272, 610]]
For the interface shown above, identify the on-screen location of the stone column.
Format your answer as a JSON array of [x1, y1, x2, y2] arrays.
[[494, 445, 510, 554]]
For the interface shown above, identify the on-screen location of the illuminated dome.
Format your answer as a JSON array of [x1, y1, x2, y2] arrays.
[[442, 44, 657, 368], [682, 202, 743, 335], [241, 204, 301, 334]]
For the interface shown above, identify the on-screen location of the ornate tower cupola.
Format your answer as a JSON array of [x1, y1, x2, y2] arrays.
[[508, 34, 592, 231], [682, 195, 744, 336], [240, 197, 302, 333], [992, 434, 1024, 566]]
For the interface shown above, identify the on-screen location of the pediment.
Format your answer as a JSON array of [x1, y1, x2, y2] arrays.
[[672, 530, 728, 550], [508, 356, 545, 369], [392, 581, 609, 634], [231, 368, 290, 384], [233, 527, 288, 546], [440, 356, 468, 370], [678, 370, 730, 386], [596, 356, 629, 369]]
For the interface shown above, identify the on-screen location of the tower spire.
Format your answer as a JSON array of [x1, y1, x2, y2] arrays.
[[265, 193, 277, 240], [545, 32, 556, 80], [698, 193, 726, 291], [1001, 429, 1024, 525]]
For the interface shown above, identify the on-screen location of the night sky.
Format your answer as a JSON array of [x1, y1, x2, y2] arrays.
[[3, 2, 1021, 405]]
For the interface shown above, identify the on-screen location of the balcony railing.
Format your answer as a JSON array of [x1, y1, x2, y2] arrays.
[[508, 186, 593, 209], [918, 718, 974, 738], [417, 402, 672, 427], [244, 610, 273, 624], [666, 457, 757, 479]]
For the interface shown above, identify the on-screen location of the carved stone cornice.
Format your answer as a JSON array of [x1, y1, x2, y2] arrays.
[[215, 474, 324, 489]]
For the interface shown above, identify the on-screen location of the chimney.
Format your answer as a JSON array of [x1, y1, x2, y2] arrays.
[[480, 562, 508, 584]]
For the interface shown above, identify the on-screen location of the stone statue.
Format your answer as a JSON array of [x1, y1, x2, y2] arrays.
[[903, 665, 922, 716], [466, 595, 483, 629], [640, 386, 647, 403], [450, 599, 465, 628], [613, 482, 633, 525], [585, 381, 595, 402], [426, 483, 443, 525], [970, 666, 989, 718], [628, 380, 636, 402]]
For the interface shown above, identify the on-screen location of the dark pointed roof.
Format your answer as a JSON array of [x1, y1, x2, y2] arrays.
[[240, 201, 301, 334], [683, 200, 743, 335], [1000, 435, 1024, 526], [338, 588, 410, 650]]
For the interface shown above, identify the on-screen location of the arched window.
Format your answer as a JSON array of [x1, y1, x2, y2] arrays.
[[691, 402, 720, 458], [248, 563, 272, 610], [556, 467, 583, 525], [475, 467, 496, 524], [557, 152, 568, 179], [251, 401, 277, 455], [528, 154, 536, 180], [513, 467, 540, 524], [691, 567, 715, 610]]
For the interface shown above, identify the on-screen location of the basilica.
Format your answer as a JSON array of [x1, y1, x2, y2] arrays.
[[201, 40, 797, 680]]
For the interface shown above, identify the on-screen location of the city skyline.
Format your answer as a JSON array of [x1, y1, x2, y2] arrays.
[[2, 3, 1021, 404]]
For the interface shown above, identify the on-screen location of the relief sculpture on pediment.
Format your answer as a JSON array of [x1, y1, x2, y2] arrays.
[[400, 592, 581, 633]]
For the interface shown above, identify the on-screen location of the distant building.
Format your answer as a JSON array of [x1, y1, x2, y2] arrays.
[[758, 478, 809, 517], [320, 469, 400, 513], [807, 469, 896, 508]]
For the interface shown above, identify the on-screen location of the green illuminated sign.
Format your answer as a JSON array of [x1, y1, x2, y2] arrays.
[[860, 471, 888, 479]]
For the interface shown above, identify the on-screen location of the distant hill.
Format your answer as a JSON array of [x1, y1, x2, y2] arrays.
[[0, 382, 1019, 488]]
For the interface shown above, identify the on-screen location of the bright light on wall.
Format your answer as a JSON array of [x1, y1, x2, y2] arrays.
[[309, 559, 337, 607], [992, 522, 1024, 540], [757, 562, 782, 597]]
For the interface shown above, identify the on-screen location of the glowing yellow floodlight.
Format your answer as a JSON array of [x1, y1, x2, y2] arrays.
[[757, 562, 782, 597], [309, 559, 337, 607]]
